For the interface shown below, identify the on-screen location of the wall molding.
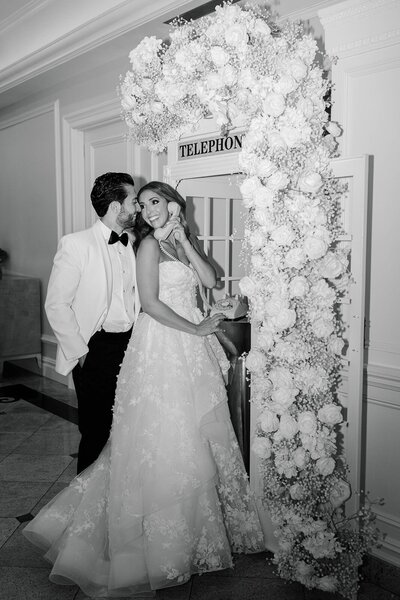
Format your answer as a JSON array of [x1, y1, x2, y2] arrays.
[[0, 99, 63, 245], [0, 101, 55, 131], [62, 98, 123, 236]]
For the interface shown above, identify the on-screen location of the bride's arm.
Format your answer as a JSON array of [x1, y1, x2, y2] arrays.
[[172, 224, 217, 289], [137, 236, 224, 336]]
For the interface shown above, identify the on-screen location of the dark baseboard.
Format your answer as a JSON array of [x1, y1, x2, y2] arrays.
[[362, 554, 400, 597]]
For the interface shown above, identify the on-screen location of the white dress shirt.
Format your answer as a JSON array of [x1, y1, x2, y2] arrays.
[[99, 221, 135, 332]]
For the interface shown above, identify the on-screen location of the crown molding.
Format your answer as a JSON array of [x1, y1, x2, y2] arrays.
[[319, 0, 398, 25], [319, 0, 400, 55], [0, 0, 201, 96], [278, 0, 337, 23], [328, 27, 400, 56], [0, 0, 52, 34], [0, 101, 55, 130]]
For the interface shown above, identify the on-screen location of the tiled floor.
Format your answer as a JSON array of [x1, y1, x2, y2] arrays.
[[0, 364, 399, 600]]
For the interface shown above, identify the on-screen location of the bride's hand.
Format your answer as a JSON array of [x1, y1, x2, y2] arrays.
[[195, 313, 225, 336], [171, 221, 188, 245]]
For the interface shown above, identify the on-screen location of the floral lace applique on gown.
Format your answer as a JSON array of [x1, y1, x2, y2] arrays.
[[23, 260, 265, 598]]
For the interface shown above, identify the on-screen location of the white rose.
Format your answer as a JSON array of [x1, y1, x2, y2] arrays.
[[312, 279, 335, 304], [253, 208, 273, 228], [298, 366, 328, 393], [329, 335, 344, 356], [280, 126, 302, 148], [267, 170, 289, 191], [293, 446, 308, 469], [268, 131, 287, 150], [258, 325, 275, 349], [206, 72, 223, 90], [224, 23, 248, 47], [285, 247, 306, 270], [272, 308, 296, 331], [259, 410, 279, 433], [240, 176, 261, 203], [239, 276, 257, 297], [297, 96, 314, 118], [289, 483, 304, 500], [238, 68, 255, 89], [256, 159, 276, 179], [263, 93, 286, 117], [254, 19, 271, 37], [303, 235, 328, 260], [317, 576, 338, 592], [289, 276, 309, 298], [298, 172, 323, 193], [298, 411, 317, 434], [246, 349, 266, 373], [296, 561, 314, 577], [269, 366, 293, 388], [325, 121, 342, 137], [205, 23, 224, 40], [289, 58, 308, 80], [275, 75, 297, 95], [253, 187, 275, 210], [219, 3, 241, 22], [329, 478, 351, 508], [252, 436, 272, 458], [271, 225, 295, 247], [129, 36, 162, 68], [312, 317, 334, 339], [175, 48, 188, 67], [220, 64, 237, 87], [271, 388, 297, 411], [248, 228, 266, 250], [316, 456, 335, 476], [210, 46, 229, 67], [318, 404, 342, 426], [251, 253, 265, 272], [265, 296, 286, 318], [141, 78, 153, 92], [319, 251, 347, 279], [279, 413, 298, 439], [121, 95, 137, 111]]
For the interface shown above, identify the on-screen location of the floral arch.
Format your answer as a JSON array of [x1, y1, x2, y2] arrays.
[[120, 3, 378, 597]]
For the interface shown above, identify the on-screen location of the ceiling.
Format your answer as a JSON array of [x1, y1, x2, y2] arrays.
[[0, 0, 338, 112]]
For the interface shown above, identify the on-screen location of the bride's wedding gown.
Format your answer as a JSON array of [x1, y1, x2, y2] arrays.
[[23, 260, 265, 598]]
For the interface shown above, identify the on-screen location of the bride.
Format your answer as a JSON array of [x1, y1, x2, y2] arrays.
[[23, 181, 265, 598]]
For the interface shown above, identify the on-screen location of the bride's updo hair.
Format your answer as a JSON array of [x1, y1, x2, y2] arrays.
[[134, 181, 190, 248]]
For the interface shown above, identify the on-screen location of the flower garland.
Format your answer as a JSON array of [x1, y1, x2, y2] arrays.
[[120, 3, 380, 597]]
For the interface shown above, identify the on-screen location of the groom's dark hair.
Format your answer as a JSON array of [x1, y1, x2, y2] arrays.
[[91, 172, 135, 217]]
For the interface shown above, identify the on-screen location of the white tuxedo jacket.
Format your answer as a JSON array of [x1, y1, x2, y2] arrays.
[[45, 220, 140, 376]]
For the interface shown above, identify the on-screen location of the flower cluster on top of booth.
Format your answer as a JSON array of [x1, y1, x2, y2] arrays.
[[120, 2, 381, 598]]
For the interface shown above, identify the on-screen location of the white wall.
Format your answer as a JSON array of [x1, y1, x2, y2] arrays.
[[0, 105, 58, 337], [320, 0, 400, 567]]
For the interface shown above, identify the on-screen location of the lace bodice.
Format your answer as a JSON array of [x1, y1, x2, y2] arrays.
[[158, 260, 198, 317]]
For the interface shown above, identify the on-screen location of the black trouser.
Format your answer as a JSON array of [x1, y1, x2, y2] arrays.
[[72, 328, 132, 474]]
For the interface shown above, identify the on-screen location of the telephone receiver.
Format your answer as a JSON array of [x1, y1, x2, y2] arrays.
[[154, 201, 181, 241]]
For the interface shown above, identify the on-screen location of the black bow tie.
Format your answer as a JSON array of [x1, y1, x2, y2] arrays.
[[108, 231, 129, 246]]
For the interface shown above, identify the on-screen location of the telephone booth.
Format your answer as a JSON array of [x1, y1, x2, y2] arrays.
[[165, 117, 369, 550]]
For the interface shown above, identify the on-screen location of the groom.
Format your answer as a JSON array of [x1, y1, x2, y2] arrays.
[[45, 172, 141, 473]]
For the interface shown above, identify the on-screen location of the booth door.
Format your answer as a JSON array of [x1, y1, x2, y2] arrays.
[[177, 175, 246, 304], [178, 175, 251, 470]]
